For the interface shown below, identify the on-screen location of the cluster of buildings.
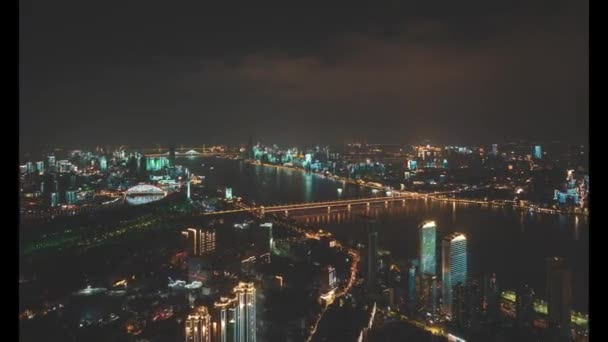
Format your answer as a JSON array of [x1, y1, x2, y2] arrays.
[[363, 220, 580, 340]]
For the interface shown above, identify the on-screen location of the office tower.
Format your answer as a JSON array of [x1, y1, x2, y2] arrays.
[[169, 143, 176, 165], [408, 263, 416, 304], [516, 284, 535, 327], [225, 187, 233, 200], [47, 155, 56, 168], [482, 273, 500, 320], [234, 282, 256, 342], [25, 162, 34, 173], [186, 306, 212, 342], [546, 257, 572, 332], [58, 160, 71, 173], [534, 145, 542, 160], [255, 223, 273, 262], [442, 233, 468, 317], [322, 265, 338, 292], [247, 135, 254, 160], [452, 281, 482, 330], [491, 144, 498, 156], [187, 179, 191, 200], [365, 217, 378, 292], [184, 228, 216, 256], [215, 297, 238, 342], [419, 221, 437, 276], [99, 156, 108, 171], [50, 192, 59, 207], [65, 190, 77, 205], [35, 161, 44, 174]]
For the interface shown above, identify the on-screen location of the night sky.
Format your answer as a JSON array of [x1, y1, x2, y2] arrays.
[[19, 1, 588, 152]]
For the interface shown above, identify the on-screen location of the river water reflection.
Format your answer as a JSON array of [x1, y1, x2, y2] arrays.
[[186, 158, 589, 312]]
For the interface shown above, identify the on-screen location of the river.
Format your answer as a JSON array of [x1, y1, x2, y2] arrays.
[[185, 157, 589, 312]]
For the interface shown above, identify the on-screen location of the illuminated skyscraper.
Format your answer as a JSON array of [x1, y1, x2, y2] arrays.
[[65, 190, 77, 205], [35, 161, 44, 174], [185, 305, 212, 342], [442, 233, 468, 316], [184, 228, 216, 256], [169, 143, 176, 165], [234, 282, 256, 342], [419, 221, 437, 276], [534, 145, 542, 160], [366, 217, 378, 292], [225, 187, 233, 200], [215, 297, 237, 342], [491, 144, 498, 156], [99, 156, 108, 171], [50, 192, 60, 207], [546, 257, 572, 332]]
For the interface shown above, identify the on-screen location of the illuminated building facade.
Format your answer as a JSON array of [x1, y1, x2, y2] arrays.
[[99, 156, 108, 171], [215, 297, 237, 342], [225, 187, 233, 200], [534, 145, 542, 159], [50, 192, 60, 207], [546, 257, 572, 332], [146, 156, 170, 172], [184, 228, 216, 256], [185, 306, 212, 342], [35, 161, 44, 174], [234, 282, 256, 342], [516, 284, 535, 327], [65, 190, 77, 205], [419, 221, 437, 276], [366, 218, 379, 292], [442, 233, 468, 317]]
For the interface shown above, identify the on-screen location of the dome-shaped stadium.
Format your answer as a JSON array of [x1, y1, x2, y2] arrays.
[[125, 184, 167, 205]]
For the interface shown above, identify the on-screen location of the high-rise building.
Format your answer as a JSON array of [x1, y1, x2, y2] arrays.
[[65, 190, 77, 205], [442, 232, 468, 317], [186, 305, 212, 342], [35, 161, 44, 174], [419, 221, 437, 276], [546, 257, 572, 332], [225, 187, 233, 200], [322, 265, 338, 292], [534, 145, 542, 160], [491, 144, 498, 156], [365, 217, 378, 292], [99, 156, 108, 171], [169, 143, 176, 165], [47, 155, 56, 168], [215, 297, 238, 342], [184, 228, 216, 256], [234, 282, 256, 342], [516, 284, 535, 327], [50, 192, 60, 207], [58, 160, 71, 173], [256, 223, 273, 262], [25, 162, 34, 173], [482, 273, 500, 321]]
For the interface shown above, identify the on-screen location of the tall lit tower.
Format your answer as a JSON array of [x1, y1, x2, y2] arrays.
[[183, 228, 216, 256], [185, 305, 212, 342], [234, 282, 256, 342], [546, 257, 572, 333], [419, 221, 437, 276], [442, 232, 468, 316], [365, 217, 378, 292], [186, 168, 191, 200], [215, 297, 237, 342]]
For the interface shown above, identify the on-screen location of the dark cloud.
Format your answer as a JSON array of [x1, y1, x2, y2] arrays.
[[19, 1, 588, 151]]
